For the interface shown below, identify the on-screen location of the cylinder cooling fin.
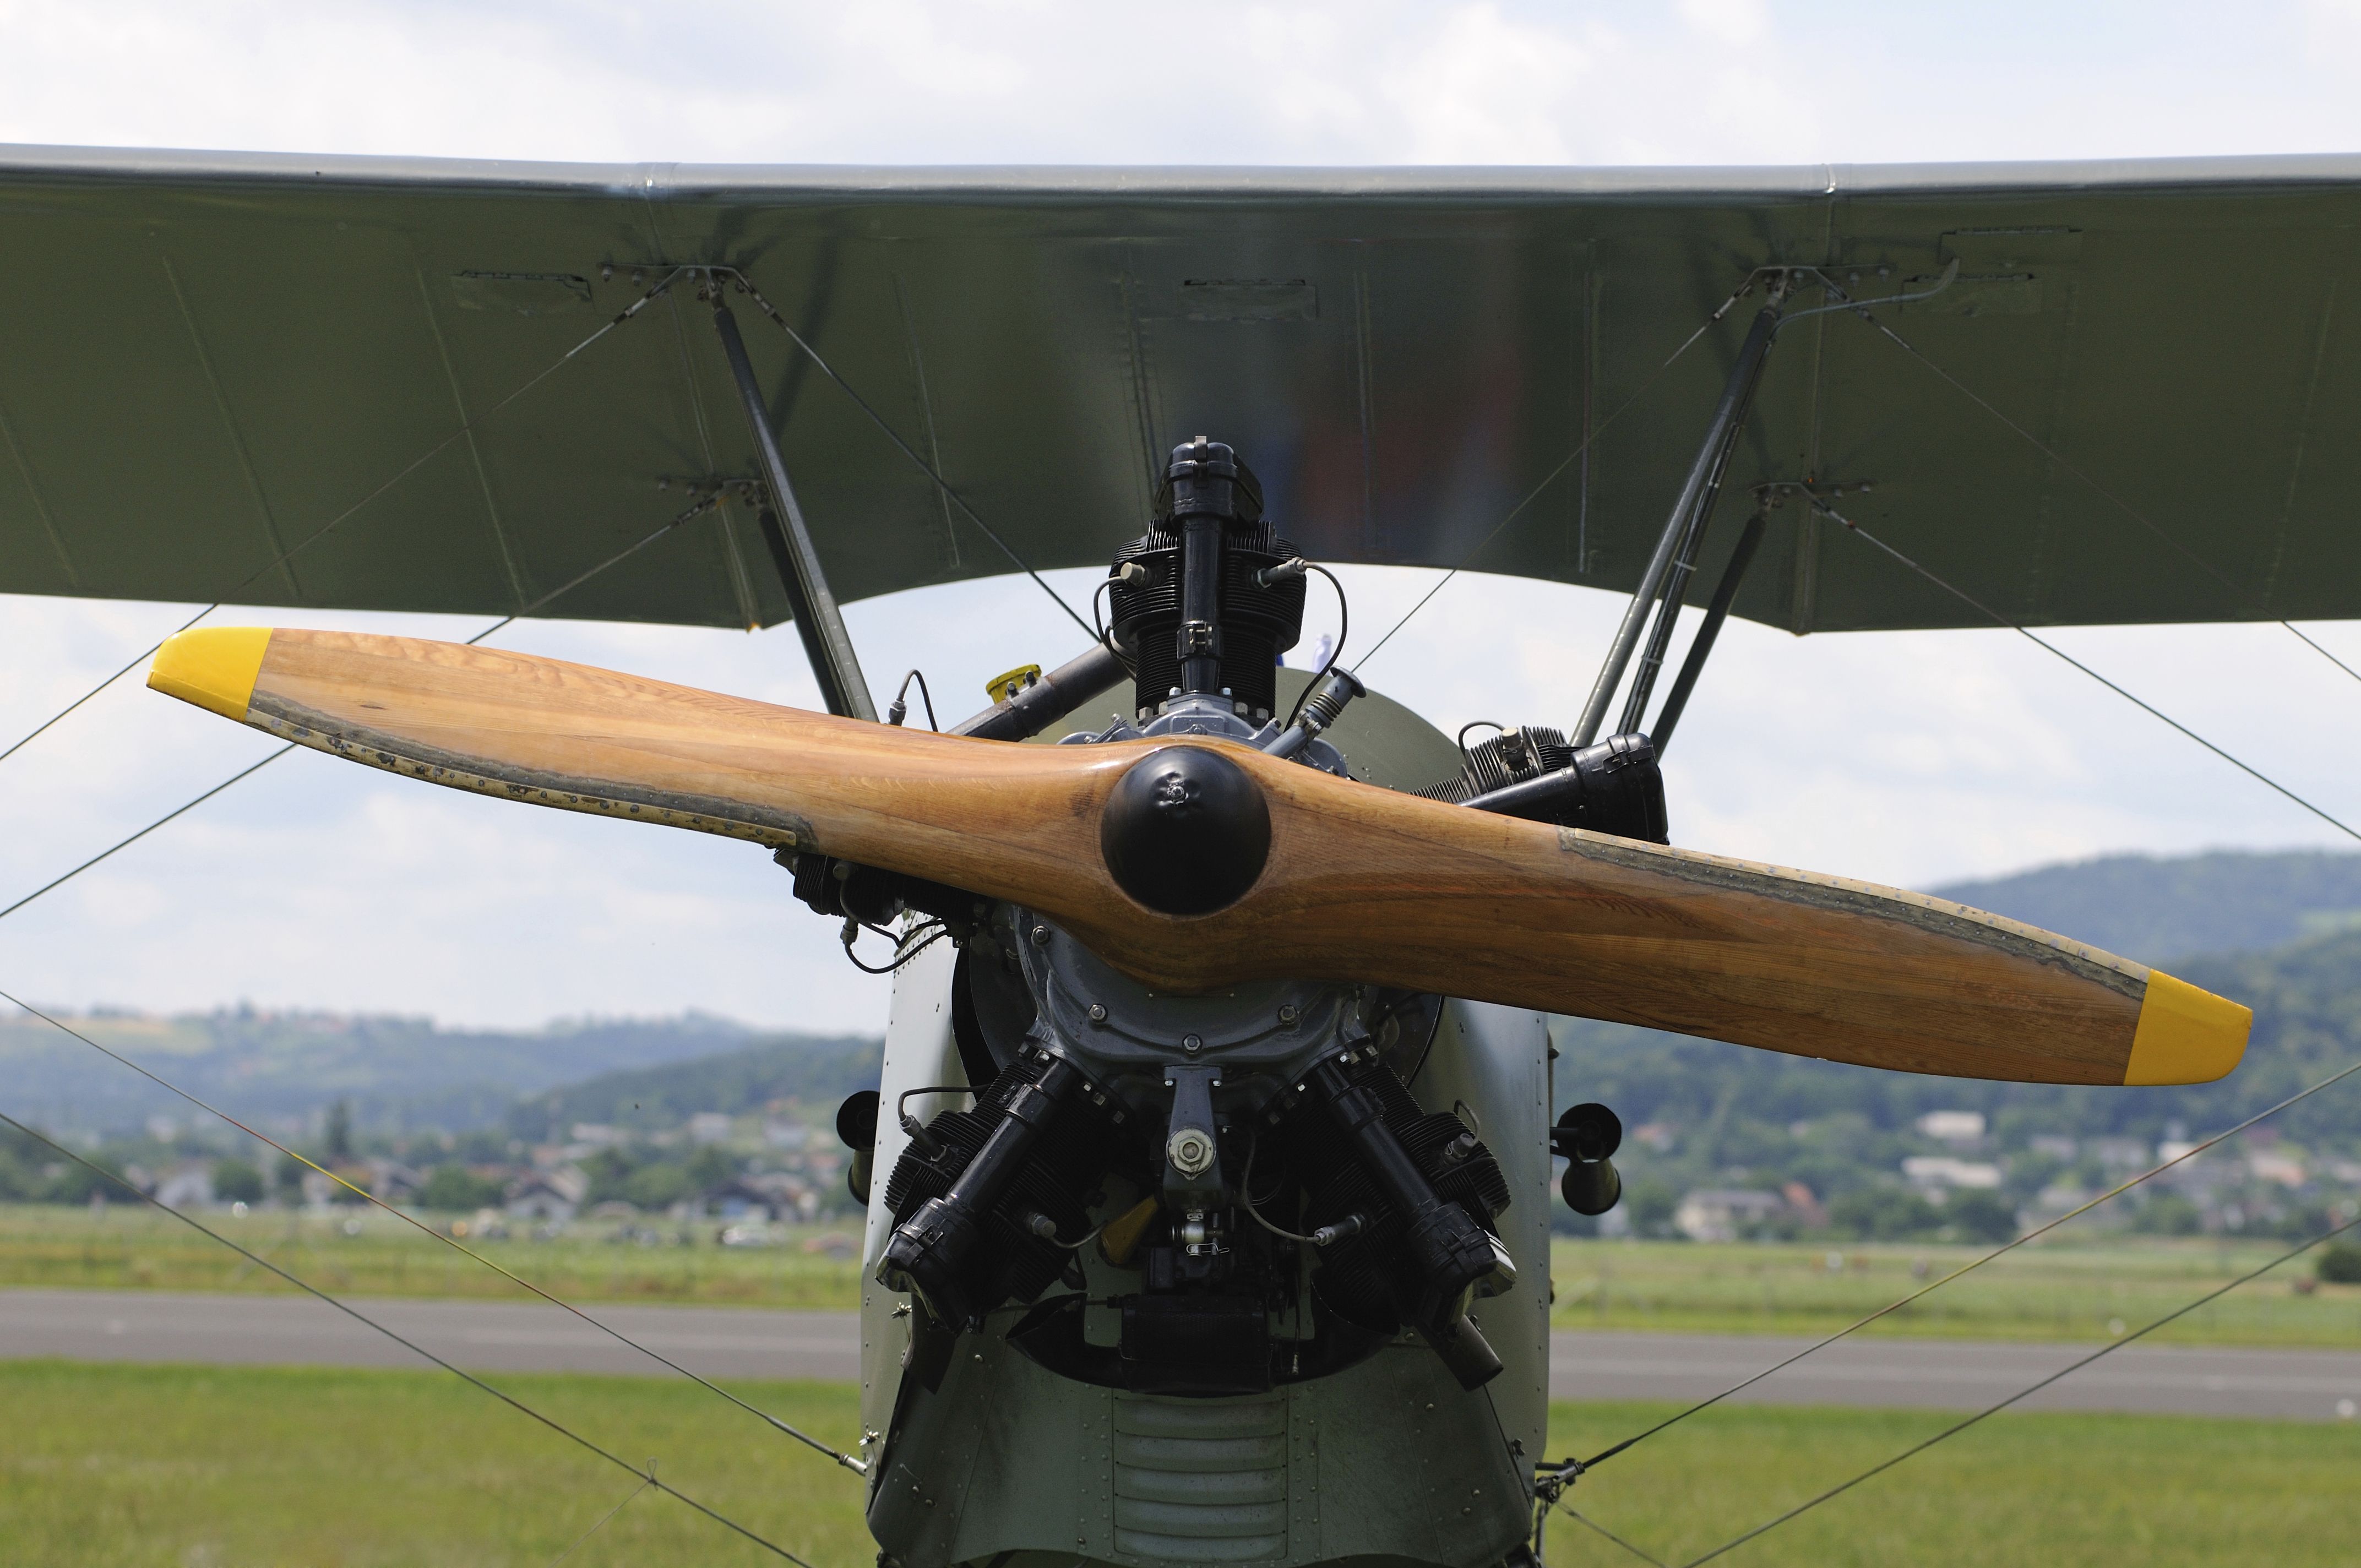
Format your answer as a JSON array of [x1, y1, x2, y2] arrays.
[[1106, 442, 1307, 718]]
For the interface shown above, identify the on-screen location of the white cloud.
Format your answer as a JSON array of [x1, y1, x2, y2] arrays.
[[1678, 0, 1770, 47]]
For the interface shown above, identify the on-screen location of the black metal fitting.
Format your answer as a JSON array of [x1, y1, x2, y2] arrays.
[[779, 848, 984, 933], [1551, 1102, 1624, 1216], [1266, 667, 1365, 760]]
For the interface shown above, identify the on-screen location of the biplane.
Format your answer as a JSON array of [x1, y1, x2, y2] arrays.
[[7, 144, 2344, 1567]]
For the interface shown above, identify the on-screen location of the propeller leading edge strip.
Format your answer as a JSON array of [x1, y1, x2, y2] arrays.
[[149, 627, 2248, 1087]]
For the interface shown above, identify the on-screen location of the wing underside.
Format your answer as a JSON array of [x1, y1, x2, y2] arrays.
[[3, 148, 2359, 631]]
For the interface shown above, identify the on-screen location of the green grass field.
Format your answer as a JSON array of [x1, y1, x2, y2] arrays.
[[0, 1204, 864, 1309], [3, 1360, 2354, 1567], [1543, 1236, 2361, 1346], [5, 1205, 2357, 1348]]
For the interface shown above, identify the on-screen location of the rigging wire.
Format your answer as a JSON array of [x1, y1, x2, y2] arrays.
[[716, 268, 1096, 643], [1809, 267, 2361, 693], [0, 489, 735, 934], [545, 1473, 655, 1568], [1673, 1209, 2361, 1568], [0, 269, 690, 782], [0, 1108, 829, 1568], [1575, 1052, 2361, 1471], [0, 615, 506, 930], [1548, 1500, 1670, 1568], [0, 604, 215, 771], [1352, 274, 1770, 675], [1814, 494, 2361, 846], [0, 742, 297, 927], [0, 984, 866, 1474]]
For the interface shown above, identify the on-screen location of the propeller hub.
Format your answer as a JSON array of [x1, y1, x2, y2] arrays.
[[1101, 746, 1270, 915]]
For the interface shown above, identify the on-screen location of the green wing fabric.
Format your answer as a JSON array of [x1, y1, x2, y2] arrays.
[[2, 147, 2357, 631]]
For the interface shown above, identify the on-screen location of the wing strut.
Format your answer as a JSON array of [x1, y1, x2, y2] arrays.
[[1575, 275, 1789, 745], [710, 281, 877, 722], [1648, 507, 1767, 754]]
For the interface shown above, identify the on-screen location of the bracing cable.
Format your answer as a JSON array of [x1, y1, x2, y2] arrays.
[[1811, 267, 2361, 694], [0, 1109, 830, 1568], [1816, 496, 2361, 846], [0, 604, 214, 771], [0, 269, 689, 780], [716, 268, 1096, 643], [1576, 1053, 2361, 1472], [1550, 1501, 1670, 1567], [0, 488, 734, 934], [1672, 1209, 2361, 1568], [0, 985, 868, 1474], [545, 1474, 655, 1568], [0, 614, 503, 930]]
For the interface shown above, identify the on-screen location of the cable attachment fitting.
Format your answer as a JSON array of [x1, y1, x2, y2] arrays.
[[1263, 667, 1364, 760], [1309, 1212, 1366, 1248]]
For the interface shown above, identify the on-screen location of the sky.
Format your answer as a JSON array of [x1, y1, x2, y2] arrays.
[[0, 0, 2356, 1032]]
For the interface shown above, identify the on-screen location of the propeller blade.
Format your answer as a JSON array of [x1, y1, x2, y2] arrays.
[[150, 627, 2248, 1086]]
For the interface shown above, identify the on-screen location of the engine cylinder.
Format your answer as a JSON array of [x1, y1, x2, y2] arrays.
[[1107, 440, 1305, 717]]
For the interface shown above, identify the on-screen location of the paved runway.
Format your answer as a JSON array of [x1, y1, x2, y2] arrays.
[[6, 1289, 2358, 1420]]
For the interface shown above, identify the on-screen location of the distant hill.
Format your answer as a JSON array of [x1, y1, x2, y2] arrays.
[[0, 1008, 871, 1137], [1553, 924, 2361, 1151], [14, 847, 2358, 1146], [505, 1035, 882, 1140], [1930, 848, 2361, 965]]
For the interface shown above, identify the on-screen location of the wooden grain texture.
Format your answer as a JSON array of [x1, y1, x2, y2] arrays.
[[233, 629, 2180, 1084]]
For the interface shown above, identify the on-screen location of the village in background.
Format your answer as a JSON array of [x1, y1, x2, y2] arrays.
[[3, 848, 2359, 1276]]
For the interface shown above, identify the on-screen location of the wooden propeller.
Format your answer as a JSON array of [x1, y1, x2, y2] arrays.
[[149, 627, 2248, 1087]]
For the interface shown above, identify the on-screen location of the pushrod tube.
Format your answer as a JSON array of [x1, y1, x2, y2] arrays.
[[711, 296, 877, 722], [1573, 298, 1784, 745], [1650, 509, 1770, 754]]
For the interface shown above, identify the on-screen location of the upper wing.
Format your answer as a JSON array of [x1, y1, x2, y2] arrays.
[[2, 147, 2357, 630]]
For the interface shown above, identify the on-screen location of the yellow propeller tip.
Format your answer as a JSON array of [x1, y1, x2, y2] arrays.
[[2124, 971, 2251, 1085], [148, 626, 273, 722]]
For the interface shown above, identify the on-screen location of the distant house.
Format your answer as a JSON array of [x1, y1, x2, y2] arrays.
[[2089, 1137, 2150, 1170], [1780, 1181, 1827, 1229], [688, 1113, 733, 1145], [1674, 1189, 1783, 1243], [2248, 1152, 2307, 1188], [507, 1166, 587, 1223], [1914, 1110, 1987, 1145], [366, 1160, 426, 1202], [701, 1172, 810, 1222], [154, 1163, 214, 1210], [1901, 1156, 2003, 1195]]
